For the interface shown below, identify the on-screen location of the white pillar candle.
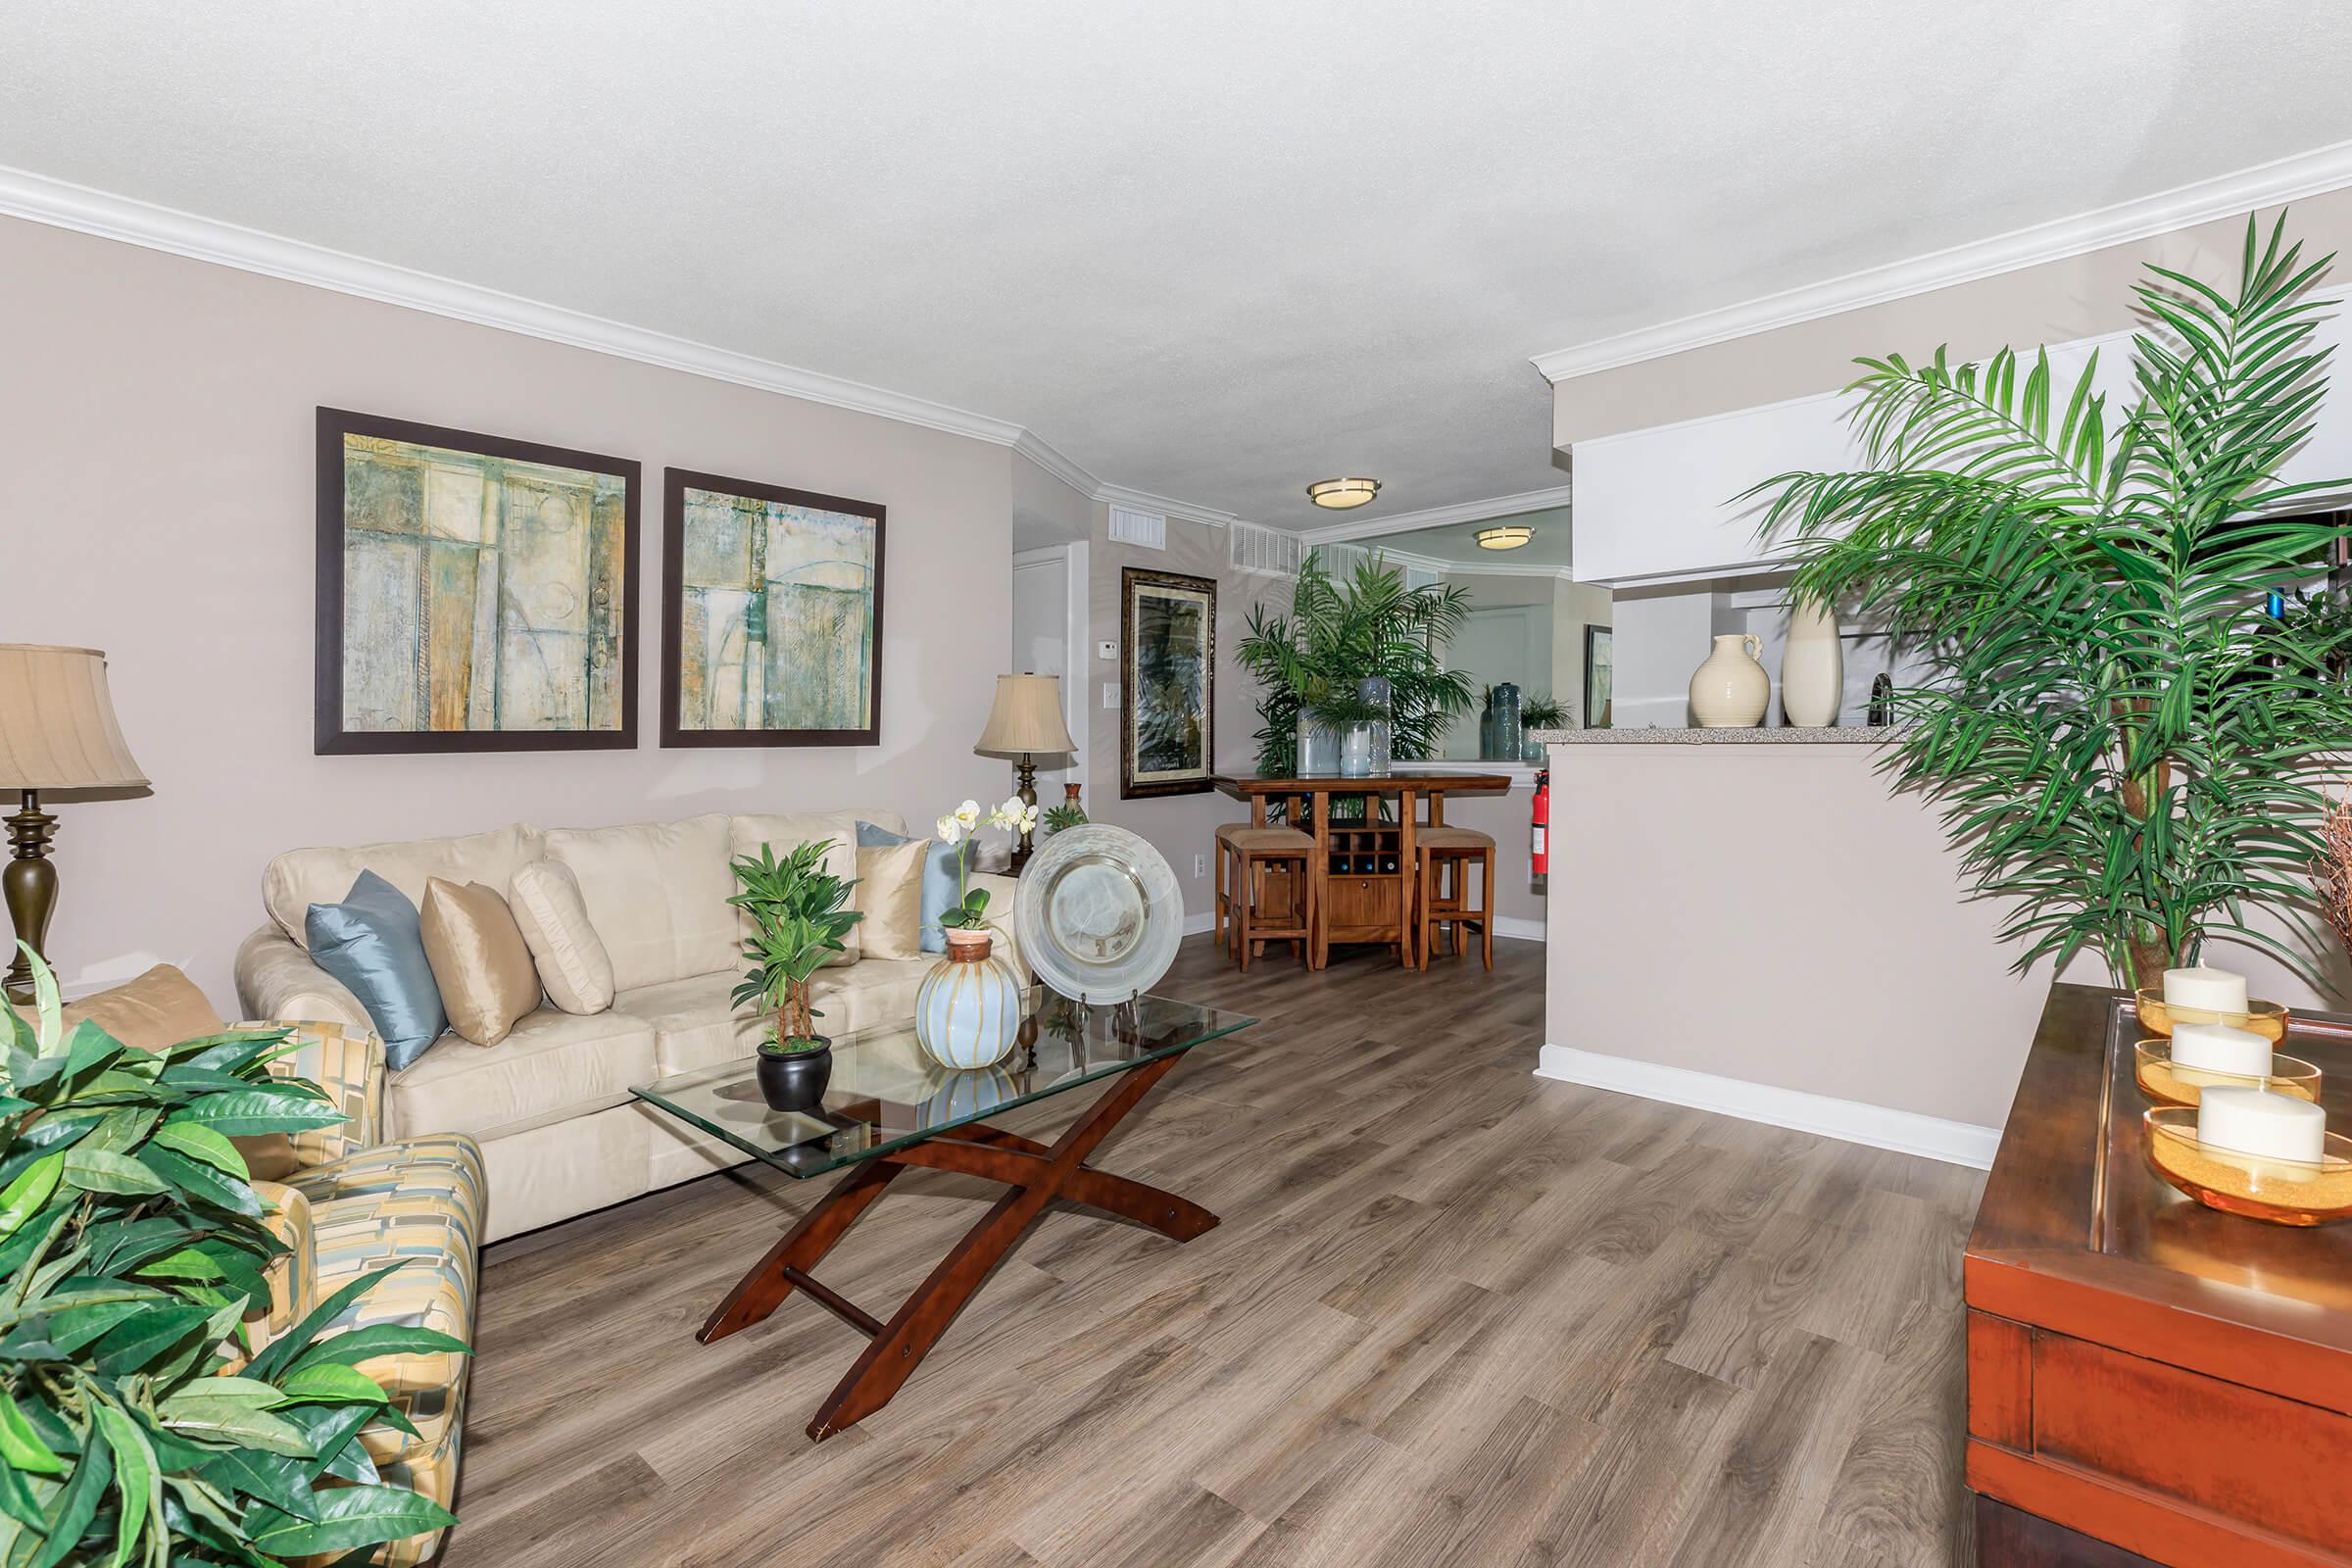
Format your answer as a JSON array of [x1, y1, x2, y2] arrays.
[[2170, 1022, 2273, 1077], [2164, 965, 2249, 1015], [2198, 1085, 2326, 1164]]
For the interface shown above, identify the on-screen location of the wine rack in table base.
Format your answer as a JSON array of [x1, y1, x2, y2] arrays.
[[1318, 825, 1405, 956]]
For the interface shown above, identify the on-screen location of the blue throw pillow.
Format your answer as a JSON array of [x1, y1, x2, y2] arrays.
[[858, 820, 968, 955], [306, 869, 448, 1070]]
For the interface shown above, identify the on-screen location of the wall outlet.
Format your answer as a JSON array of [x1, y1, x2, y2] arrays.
[[1192, 854, 1206, 878], [1102, 682, 1120, 710], [1097, 640, 1117, 661]]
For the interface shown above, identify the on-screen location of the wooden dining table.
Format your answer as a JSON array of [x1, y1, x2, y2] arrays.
[[1212, 770, 1515, 969]]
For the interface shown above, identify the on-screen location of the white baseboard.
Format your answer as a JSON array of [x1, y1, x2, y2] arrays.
[[1535, 1044, 2000, 1169], [1183, 911, 1214, 936], [1494, 916, 1545, 943]]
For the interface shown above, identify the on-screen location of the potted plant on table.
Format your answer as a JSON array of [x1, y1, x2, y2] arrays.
[[0, 950, 465, 1564], [729, 841, 863, 1112], [1754, 216, 2352, 990], [1517, 693, 1571, 761], [914, 798, 1033, 1070]]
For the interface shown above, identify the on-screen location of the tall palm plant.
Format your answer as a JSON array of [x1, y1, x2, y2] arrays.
[[1235, 550, 1476, 776], [1755, 216, 2352, 990]]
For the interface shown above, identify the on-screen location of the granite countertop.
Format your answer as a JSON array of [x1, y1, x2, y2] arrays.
[[1529, 725, 1905, 745]]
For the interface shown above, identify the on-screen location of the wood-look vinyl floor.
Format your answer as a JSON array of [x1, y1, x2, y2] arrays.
[[440, 936, 1983, 1568]]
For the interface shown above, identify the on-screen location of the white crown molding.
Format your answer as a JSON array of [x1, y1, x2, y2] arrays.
[[1530, 138, 2352, 384], [1536, 1045, 2000, 1169], [1442, 560, 1578, 581], [0, 162, 1275, 531], [1010, 429, 1102, 499], [1297, 483, 1576, 546]]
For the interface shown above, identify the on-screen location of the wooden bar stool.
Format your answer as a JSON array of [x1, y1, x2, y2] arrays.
[[1214, 822, 1314, 970], [1413, 825, 1494, 972]]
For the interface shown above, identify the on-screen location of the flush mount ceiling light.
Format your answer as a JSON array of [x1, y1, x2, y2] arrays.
[[1476, 524, 1535, 550], [1306, 477, 1381, 510]]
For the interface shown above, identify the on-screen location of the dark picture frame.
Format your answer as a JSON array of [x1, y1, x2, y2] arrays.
[[660, 467, 886, 749], [1583, 623, 1613, 728], [315, 407, 640, 755], [1119, 567, 1216, 799]]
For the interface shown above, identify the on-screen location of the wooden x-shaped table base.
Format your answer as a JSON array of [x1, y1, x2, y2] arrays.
[[696, 1051, 1216, 1441]]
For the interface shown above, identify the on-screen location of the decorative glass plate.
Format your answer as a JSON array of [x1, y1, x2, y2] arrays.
[[2132, 989, 2288, 1042], [2144, 1107, 2352, 1226], [2132, 1040, 2322, 1108], [1013, 824, 1183, 1004]]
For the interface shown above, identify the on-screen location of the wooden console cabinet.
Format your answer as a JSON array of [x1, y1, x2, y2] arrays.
[[1967, 984, 2352, 1566]]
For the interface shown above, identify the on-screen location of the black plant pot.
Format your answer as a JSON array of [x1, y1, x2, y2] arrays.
[[757, 1040, 832, 1114]]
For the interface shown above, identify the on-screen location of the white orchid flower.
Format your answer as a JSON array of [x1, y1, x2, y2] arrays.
[[955, 799, 982, 829], [936, 814, 964, 847]]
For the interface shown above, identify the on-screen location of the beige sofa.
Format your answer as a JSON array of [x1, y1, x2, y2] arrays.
[[235, 808, 1020, 1243]]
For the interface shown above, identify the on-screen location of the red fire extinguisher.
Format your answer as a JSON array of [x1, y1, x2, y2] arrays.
[[1531, 768, 1550, 876]]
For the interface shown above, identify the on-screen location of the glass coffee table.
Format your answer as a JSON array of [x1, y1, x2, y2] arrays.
[[633, 988, 1255, 1441]]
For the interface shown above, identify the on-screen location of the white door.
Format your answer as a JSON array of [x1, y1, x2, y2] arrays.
[[1010, 544, 1087, 800]]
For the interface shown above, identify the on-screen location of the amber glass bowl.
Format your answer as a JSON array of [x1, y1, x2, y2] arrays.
[[2133, 1041, 2322, 1109], [2132, 990, 2289, 1043], [2143, 1108, 2352, 1226]]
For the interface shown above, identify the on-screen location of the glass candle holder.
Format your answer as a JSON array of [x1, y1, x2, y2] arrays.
[[2132, 989, 2289, 1043], [2143, 1107, 2352, 1226], [2132, 1040, 2322, 1108]]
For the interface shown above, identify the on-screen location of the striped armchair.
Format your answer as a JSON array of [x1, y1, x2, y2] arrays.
[[245, 1022, 486, 1568]]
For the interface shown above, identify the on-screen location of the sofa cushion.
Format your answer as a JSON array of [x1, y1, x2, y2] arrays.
[[306, 871, 448, 1072], [387, 1006, 657, 1143], [614, 958, 936, 1075], [856, 839, 930, 960], [507, 858, 616, 1013], [264, 822, 547, 951], [548, 814, 737, 991], [613, 971, 760, 1076], [729, 812, 862, 967], [858, 819, 971, 955], [420, 878, 541, 1047]]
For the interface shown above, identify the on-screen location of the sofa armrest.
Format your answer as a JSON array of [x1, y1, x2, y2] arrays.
[[234, 924, 370, 1036], [972, 870, 1027, 981], [230, 1019, 388, 1170]]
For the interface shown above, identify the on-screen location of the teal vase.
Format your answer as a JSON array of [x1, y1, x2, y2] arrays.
[[914, 930, 1024, 1069]]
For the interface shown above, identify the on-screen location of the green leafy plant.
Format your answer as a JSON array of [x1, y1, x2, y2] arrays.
[[728, 842, 863, 1052], [1754, 216, 2352, 988], [1519, 693, 1571, 731], [1235, 551, 1477, 776], [0, 949, 465, 1566], [1039, 802, 1088, 835]]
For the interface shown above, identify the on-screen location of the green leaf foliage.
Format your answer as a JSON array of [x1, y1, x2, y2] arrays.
[[0, 951, 469, 1563], [1234, 550, 1478, 783], [1752, 215, 2352, 988], [728, 840, 864, 1044]]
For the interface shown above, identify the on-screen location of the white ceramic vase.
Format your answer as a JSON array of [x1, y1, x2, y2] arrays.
[[1689, 633, 1770, 728], [1779, 601, 1844, 728], [913, 929, 1024, 1068]]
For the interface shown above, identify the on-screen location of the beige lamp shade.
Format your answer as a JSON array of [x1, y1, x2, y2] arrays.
[[975, 673, 1075, 758], [0, 645, 148, 792]]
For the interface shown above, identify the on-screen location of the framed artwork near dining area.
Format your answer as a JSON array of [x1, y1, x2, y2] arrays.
[[1119, 567, 1215, 798]]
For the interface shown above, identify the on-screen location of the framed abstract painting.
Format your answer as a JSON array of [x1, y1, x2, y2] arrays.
[[1120, 567, 1215, 798], [315, 408, 639, 754], [661, 468, 885, 747]]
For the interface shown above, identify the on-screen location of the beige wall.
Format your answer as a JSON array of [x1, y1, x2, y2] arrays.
[[0, 216, 1013, 1004], [1552, 187, 2352, 447]]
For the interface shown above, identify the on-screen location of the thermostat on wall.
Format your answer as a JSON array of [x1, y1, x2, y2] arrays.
[[1097, 641, 1116, 661]]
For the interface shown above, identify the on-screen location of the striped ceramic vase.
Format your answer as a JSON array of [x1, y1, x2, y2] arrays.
[[914, 929, 1023, 1069]]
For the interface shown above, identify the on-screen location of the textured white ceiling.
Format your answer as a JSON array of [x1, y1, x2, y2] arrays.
[[4, 2, 2350, 528]]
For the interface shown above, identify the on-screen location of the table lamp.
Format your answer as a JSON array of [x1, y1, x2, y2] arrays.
[[0, 646, 148, 1002], [974, 673, 1075, 872]]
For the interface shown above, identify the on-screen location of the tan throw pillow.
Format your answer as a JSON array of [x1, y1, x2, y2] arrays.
[[856, 840, 930, 961], [419, 878, 542, 1047], [507, 858, 616, 1014], [24, 965, 297, 1180]]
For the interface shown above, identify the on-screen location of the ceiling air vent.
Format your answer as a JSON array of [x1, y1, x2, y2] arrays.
[[1107, 507, 1166, 550], [1229, 521, 1304, 578]]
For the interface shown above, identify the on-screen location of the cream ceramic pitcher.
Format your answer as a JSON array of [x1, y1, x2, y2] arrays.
[[1689, 633, 1770, 727]]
